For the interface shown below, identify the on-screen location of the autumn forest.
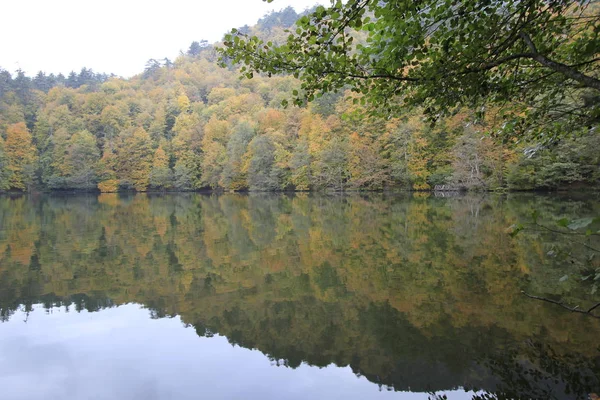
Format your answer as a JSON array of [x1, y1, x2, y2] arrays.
[[1, 3, 600, 398], [1, 7, 599, 194]]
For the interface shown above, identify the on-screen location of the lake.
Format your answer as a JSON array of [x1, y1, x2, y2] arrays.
[[0, 192, 598, 400]]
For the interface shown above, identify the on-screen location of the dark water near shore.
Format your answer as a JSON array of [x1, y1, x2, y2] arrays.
[[0, 192, 599, 400]]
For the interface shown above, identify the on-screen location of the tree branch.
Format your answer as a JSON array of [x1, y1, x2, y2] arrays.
[[519, 32, 600, 91], [463, 53, 537, 75], [324, 0, 371, 46], [588, 302, 600, 313], [321, 70, 422, 82]]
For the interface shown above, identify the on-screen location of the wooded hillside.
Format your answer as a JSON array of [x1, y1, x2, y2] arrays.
[[1, 7, 598, 192]]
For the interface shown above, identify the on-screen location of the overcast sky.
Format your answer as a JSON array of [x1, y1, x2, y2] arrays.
[[0, 0, 323, 78]]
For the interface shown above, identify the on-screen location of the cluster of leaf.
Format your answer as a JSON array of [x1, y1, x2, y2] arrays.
[[220, 0, 600, 142]]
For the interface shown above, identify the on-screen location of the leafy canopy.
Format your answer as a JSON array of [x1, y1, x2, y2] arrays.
[[219, 0, 600, 141]]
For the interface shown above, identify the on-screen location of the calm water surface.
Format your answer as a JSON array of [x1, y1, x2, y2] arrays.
[[0, 193, 598, 400]]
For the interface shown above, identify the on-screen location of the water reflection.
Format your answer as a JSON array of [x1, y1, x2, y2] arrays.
[[4, 304, 440, 400], [0, 193, 598, 399]]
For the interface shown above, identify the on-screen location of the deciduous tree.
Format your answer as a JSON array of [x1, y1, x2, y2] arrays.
[[5, 122, 37, 191], [220, 0, 600, 141]]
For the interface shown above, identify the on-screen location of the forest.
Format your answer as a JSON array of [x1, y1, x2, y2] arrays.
[[0, 5, 599, 193]]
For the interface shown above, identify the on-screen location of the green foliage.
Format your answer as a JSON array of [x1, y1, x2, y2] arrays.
[[149, 146, 173, 190], [246, 135, 279, 190], [65, 130, 100, 190], [222, 121, 255, 190], [313, 137, 349, 191], [220, 0, 600, 142], [508, 133, 600, 189], [173, 161, 194, 190], [0, 136, 11, 190], [289, 141, 312, 191]]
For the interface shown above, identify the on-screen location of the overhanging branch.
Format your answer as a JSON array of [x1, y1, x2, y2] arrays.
[[519, 32, 600, 91]]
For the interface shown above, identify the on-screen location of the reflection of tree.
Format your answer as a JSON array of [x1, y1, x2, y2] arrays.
[[0, 193, 599, 398], [469, 343, 600, 400], [522, 291, 600, 319]]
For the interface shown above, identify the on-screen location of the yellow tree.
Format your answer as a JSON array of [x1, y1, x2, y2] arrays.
[[381, 115, 430, 189], [298, 111, 329, 156], [116, 127, 153, 191], [5, 122, 37, 191], [97, 148, 118, 192], [257, 108, 286, 134], [177, 92, 191, 114], [297, 111, 330, 188], [348, 132, 388, 190], [201, 116, 230, 188]]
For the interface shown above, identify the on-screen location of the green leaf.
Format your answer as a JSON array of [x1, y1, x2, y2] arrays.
[[218, 0, 596, 142], [556, 218, 569, 227], [559, 275, 569, 282]]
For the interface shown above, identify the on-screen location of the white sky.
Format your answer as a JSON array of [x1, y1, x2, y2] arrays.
[[0, 0, 324, 78]]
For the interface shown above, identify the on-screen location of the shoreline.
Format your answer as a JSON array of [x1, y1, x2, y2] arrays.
[[1, 187, 599, 196]]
